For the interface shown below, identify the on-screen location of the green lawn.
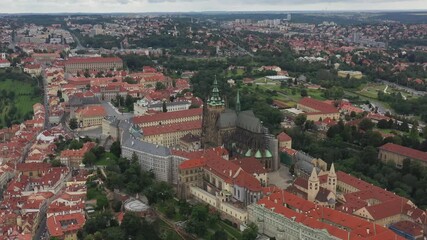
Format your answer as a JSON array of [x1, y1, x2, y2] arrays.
[[96, 152, 118, 166], [87, 187, 105, 200], [0, 78, 41, 126], [226, 68, 245, 78], [355, 83, 418, 100]]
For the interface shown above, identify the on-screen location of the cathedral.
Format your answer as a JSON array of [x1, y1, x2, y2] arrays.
[[202, 78, 279, 171]]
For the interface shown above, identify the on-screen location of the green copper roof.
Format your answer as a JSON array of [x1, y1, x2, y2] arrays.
[[265, 149, 272, 158], [208, 76, 225, 107], [236, 89, 241, 113], [245, 149, 252, 157], [255, 150, 262, 158]]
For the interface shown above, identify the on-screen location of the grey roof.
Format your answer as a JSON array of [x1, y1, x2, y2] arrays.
[[68, 96, 100, 107], [236, 110, 263, 133], [217, 109, 237, 129], [120, 119, 171, 157], [150, 101, 190, 108], [122, 137, 171, 157]]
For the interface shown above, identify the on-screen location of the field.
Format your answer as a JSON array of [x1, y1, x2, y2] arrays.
[[0, 71, 42, 127], [253, 77, 325, 107], [355, 83, 417, 100], [0, 79, 40, 113]]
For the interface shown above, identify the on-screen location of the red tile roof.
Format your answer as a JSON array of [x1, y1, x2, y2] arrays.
[[277, 132, 292, 142], [298, 97, 339, 114], [231, 157, 267, 175], [65, 57, 122, 65], [142, 120, 201, 136], [76, 105, 106, 118], [47, 213, 85, 237], [379, 143, 427, 163], [133, 108, 202, 125], [179, 158, 205, 170]]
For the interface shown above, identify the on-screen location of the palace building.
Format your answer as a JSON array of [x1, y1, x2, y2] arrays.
[[202, 78, 279, 171], [64, 57, 123, 74]]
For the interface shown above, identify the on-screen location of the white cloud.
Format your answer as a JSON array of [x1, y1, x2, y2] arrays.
[[0, 0, 425, 13]]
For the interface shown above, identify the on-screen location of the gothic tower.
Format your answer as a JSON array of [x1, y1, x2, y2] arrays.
[[327, 163, 337, 195], [202, 77, 225, 148], [307, 168, 320, 202], [236, 89, 241, 113]]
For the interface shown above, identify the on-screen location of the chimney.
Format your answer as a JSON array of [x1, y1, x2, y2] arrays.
[[366, 228, 370, 235], [229, 170, 232, 177]]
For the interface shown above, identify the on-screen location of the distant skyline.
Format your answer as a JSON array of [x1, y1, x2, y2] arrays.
[[0, 0, 426, 13]]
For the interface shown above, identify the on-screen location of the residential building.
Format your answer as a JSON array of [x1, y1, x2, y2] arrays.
[[0, 59, 10, 68], [59, 142, 96, 168], [133, 108, 203, 128], [378, 143, 427, 168], [64, 57, 123, 74], [141, 120, 202, 147], [75, 105, 106, 128], [178, 154, 264, 225], [297, 97, 340, 121], [338, 70, 363, 79], [133, 99, 191, 116], [277, 132, 292, 149], [249, 189, 404, 240]]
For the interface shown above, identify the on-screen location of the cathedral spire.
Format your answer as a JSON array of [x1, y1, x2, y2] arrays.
[[208, 75, 224, 107], [236, 89, 241, 113]]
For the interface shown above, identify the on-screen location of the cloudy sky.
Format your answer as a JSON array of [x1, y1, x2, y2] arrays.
[[0, 0, 426, 13]]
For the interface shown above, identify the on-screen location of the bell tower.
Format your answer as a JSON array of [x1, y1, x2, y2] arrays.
[[327, 163, 337, 195], [307, 168, 320, 202], [202, 77, 225, 148]]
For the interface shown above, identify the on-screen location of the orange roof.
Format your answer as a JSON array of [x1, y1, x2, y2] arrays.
[[298, 97, 339, 114], [277, 132, 292, 142], [133, 108, 202, 125], [179, 158, 206, 170], [142, 120, 201, 136], [379, 143, 427, 163], [47, 213, 85, 237], [65, 57, 122, 65], [76, 105, 106, 118]]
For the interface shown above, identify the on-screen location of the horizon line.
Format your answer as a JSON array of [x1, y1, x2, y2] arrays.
[[1, 9, 427, 15]]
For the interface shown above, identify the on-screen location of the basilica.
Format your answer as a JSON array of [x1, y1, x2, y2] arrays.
[[202, 78, 279, 171]]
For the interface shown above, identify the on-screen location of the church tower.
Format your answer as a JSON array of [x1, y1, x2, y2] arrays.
[[307, 168, 320, 202], [327, 163, 337, 195], [202, 77, 225, 148], [236, 89, 241, 113]]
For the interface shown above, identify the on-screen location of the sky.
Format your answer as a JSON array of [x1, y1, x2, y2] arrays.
[[0, 0, 426, 13]]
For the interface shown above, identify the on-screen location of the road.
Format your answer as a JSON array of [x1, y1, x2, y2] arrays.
[[378, 79, 426, 97]]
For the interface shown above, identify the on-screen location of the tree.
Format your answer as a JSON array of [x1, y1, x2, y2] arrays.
[[300, 88, 308, 97], [211, 230, 227, 240], [121, 213, 142, 237], [155, 82, 166, 91], [110, 141, 121, 158], [83, 151, 97, 166], [162, 101, 168, 113], [69, 118, 78, 130], [377, 119, 389, 129], [294, 114, 307, 127], [241, 223, 258, 240], [358, 118, 374, 131], [96, 194, 108, 210]]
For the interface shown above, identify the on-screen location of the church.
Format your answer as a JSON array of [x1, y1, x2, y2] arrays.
[[289, 163, 337, 208], [202, 78, 279, 171]]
